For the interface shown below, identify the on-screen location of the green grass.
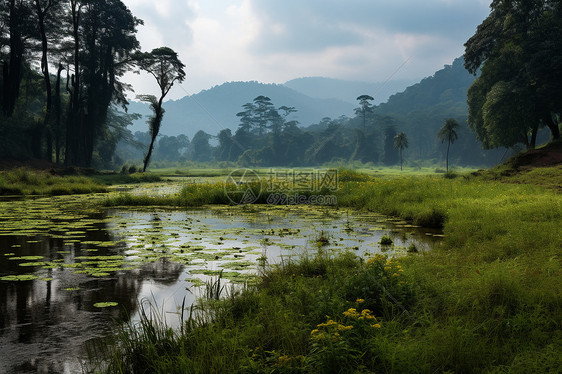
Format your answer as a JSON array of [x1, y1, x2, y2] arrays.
[[91, 167, 562, 373], [0, 168, 107, 196]]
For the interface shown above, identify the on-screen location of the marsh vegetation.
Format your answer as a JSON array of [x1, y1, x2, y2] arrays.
[[0, 165, 559, 373]]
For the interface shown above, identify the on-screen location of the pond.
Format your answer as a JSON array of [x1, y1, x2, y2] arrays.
[[0, 195, 441, 374]]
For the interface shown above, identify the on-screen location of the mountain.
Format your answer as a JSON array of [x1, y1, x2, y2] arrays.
[[127, 81, 356, 138], [375, 58, 476, 115], [283, 77, 416, 105], [372, 57, 507, 165]]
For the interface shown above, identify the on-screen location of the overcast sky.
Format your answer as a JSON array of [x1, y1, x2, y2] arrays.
[[121, 0, 491, 101]]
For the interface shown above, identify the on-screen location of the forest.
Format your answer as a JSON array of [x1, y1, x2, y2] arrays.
[[0, 0, 183, 170], [116, 59, 515, 170]]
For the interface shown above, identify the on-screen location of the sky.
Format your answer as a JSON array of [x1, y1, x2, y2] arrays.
[[121, 0, 491, 101]]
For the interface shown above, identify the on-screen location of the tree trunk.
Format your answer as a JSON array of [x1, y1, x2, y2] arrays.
[[143, 136, 156, 172], [446, 141, 450, 172], [2, 0, 24, 117], [65, 1, 82, 166], [529, 121, 539, 149], [35, 0, 53, 161], [54, 64, 64, 164], [544, 114, 560, 140]]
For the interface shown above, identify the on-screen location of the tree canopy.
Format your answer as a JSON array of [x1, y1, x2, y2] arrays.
[[464, 0, 562, 149]]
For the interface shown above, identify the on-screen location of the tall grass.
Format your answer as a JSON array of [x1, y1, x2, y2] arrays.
[[0, 168, 107, 196]]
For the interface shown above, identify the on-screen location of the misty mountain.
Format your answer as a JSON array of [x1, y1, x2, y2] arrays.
[[375, 57, 476, 116], [283, 77, 417, 105], [127, 81, 356, 138], [371, 57, 506, 165]]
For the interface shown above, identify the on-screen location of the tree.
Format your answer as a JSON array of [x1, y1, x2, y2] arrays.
[[393, 132, 408, 171], [137, 47, 185, 172], [64, 0, 142, 167], [464, 0, 562, 149], [1, 0, 33, 117], [383, 123, 398, 165], [437, 118, 460, 173], [189, 130, 212, 162], [355, 94, 374, 132]]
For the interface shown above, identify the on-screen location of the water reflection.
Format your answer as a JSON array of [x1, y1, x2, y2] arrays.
[[0, 211, 185, 374]]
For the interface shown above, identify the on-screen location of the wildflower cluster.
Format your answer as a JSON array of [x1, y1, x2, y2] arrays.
[[342, 308, 381, 329], [366, 253, 385, 265], [311, 318, 355, 341], [384, 258, 404, 277]]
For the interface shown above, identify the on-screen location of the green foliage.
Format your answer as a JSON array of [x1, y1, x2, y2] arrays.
[[393, 132, 408, 171], [379, 235, 393, 245], [337, 168, 372, 182], [0, 168, 107, 196], [464, 0, 562, 148]]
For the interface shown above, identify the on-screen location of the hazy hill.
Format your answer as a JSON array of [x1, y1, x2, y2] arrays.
[[371, 57, 507, 165], [284, 77, 416, 105], [128, 81, 356, 138], [375, 57, 476, 116]]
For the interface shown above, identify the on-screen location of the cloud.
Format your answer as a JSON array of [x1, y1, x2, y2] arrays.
[[124, 0, 198, 50], [120, 0, 490, 99], [247, 0, 490, 54]]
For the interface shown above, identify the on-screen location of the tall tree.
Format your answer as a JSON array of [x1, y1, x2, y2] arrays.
[[33, 0, 63, 160], [383, 124, 399, 165], [253, 95, 275, 135], [393, 132, 408, 171], [137, 47, 185, 172], [355, 94, 374, 132], [437, 118, 460, 173], [1, 0, 32, 117]]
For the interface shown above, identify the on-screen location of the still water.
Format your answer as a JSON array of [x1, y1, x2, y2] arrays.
[[0, 197, 440, 373]]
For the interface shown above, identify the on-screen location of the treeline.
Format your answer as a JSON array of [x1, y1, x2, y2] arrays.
[[117, 58, 513, 169], [118, 93, 502, 168], [0, 0, 181, 168]]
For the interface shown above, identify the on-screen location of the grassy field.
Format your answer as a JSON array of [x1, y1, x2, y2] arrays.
[[86, 165, 562, 373]]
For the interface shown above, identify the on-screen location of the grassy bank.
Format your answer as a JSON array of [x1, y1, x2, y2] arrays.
[[91, 168, 561, 373], [0, 168, 107, 196]]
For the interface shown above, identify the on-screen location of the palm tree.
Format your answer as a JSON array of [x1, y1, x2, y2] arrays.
[[393, 132, 408, 171], [437, 118, 460, 172]]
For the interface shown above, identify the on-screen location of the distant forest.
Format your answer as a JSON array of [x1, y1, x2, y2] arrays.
[[118, 59, 514, 169]]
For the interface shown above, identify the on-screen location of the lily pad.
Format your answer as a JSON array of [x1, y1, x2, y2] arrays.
[[93, 302, 118, 308], [1, 274, 39, 281]]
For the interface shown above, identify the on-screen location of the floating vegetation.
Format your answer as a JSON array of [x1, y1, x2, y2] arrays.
[[380, 235, 393, 245], [9, 256, 45, 261], [93, 302, 119, 308], [19, 262, 46, 267], [1, 274, 39, 281]]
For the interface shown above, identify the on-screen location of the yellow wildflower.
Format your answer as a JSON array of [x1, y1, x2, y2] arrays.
[[372, 323, 381, 328], [356, 298, 365, 304], [337, 324, 354, 331], [343, 308, 360, 318]]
